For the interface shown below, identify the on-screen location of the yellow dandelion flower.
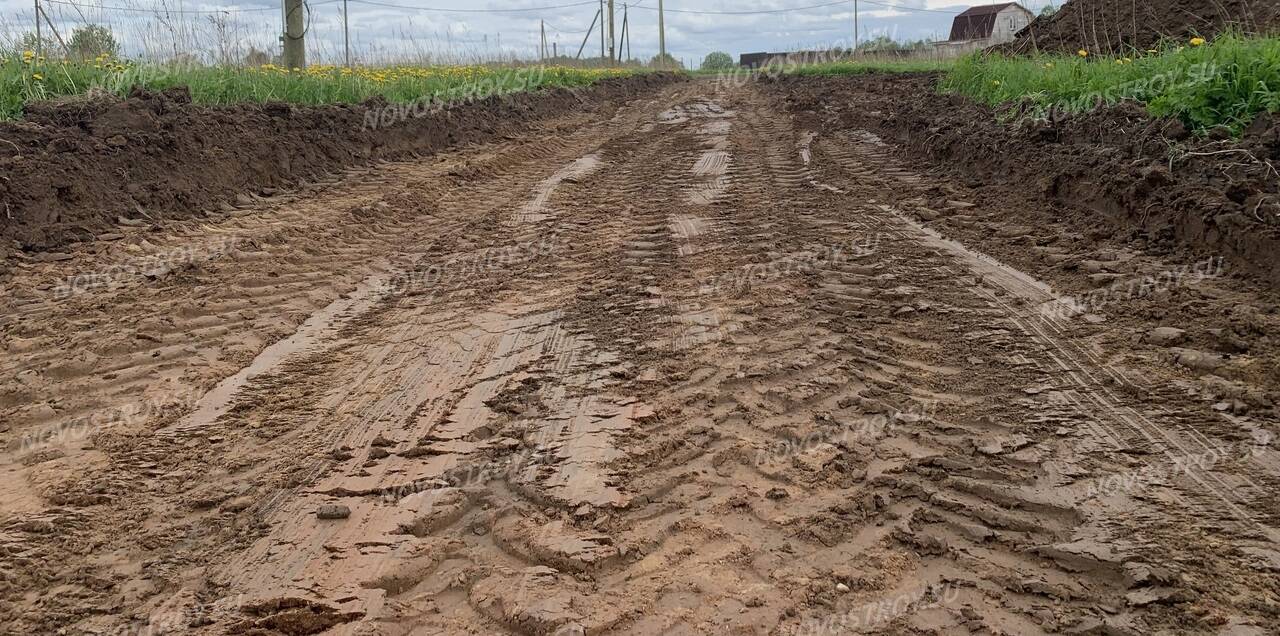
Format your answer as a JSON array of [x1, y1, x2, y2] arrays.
[[1190, 37, 1206, 47], [32, 72, 43, 80], [1078, 49, 1089, 58]]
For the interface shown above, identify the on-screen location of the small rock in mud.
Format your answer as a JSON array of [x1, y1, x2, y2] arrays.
[[996, 225, 1034, 238], [221, 496, 253, 513], [370, 433, 397, 448], [368, 447, 390, 460], [1171, 348, 1224, 372], [1142, 327, 1187, 347], [1125, 587, 1194, 607], [765, 487, 790, 500], [316, 504, 351, 520]]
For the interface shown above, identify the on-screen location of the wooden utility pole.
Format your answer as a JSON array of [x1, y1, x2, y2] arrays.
[[34, 0, 41, 60], [283, 0, 306, 69], [658, 0, 666, 67], [599, 0, 605, 59], [577, 8, 600, 59], [607, 0, 615, 62], [853, 0, 859, 54], [622, 4, 630, 61], [540, 19, 546, 60], [343, 0, 351, 67]]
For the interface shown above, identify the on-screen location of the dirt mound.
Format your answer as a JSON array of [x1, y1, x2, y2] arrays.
[[769, 72, 1280, 287], [1004, 0, 1280, 54], [0, 74, 681, 256]]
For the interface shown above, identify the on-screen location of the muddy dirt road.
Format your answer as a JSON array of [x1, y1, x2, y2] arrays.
[[3, 79, 1279, 634]]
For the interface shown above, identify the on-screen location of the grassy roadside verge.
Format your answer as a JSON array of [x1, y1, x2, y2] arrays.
[[941, 35, 1280, 133], [0, 58, 646, 120]]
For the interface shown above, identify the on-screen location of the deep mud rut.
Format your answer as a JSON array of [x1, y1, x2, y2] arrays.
[[3, 79, 1279, 635]]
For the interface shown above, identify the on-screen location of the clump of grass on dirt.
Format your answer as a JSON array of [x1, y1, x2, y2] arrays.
[[942, 34, 1280, 133], [789, 59, 954, 76], [0, 54, 645, 119]]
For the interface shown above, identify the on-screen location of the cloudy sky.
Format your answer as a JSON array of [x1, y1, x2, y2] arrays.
[[2, 0, 1057, 66]]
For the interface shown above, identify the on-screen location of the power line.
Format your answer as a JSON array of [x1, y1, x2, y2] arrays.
[[42, 0, 956, 18], [633, 0, 851, 15], [346, 0, 600, 13], [629, 0, 959, 16], [39, 0, 339, 14], [859, 0, 959, 15]]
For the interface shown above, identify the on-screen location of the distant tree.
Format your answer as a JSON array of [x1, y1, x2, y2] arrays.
[[5, 32, 55, 58], [243, 47, 273, 67], [1040, 3, 1059, 17], [649, 52, 684, 70], [68, 24, 119, 60], [701, 51, 734, 70], [862, 35, 901, 52]]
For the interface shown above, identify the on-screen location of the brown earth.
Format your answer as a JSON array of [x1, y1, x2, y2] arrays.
[[0, 74, 680, 257], [1, 75, 1279, 635], [773, 72, 1280, 288], [1004, 0, 1280, 54]]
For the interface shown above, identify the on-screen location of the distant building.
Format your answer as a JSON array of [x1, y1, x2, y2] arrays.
[[934, 2, 1034, 55], [738, 49, 853, 69]]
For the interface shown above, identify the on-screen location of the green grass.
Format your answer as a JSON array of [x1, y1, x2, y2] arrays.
[[941, 34, 1280, 133], [0, 57, 646, 120], [788, 59, 955, 76]]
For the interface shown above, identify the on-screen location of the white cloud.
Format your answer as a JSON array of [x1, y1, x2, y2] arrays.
[[0, 0, 1051, 65]]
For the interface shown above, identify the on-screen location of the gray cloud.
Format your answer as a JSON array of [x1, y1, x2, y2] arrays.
[[0, 0, 1054, 65]]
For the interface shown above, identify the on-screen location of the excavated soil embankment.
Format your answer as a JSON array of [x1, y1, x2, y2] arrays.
[[771, 72, 1280, 288], [0, 73, 682, 256], [1004, 0, 1280, 54]]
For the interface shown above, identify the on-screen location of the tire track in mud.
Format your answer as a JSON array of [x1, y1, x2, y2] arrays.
[[4, 79, 1279, 635], [797, 118, 1280, 632], [0, 86, 688, 633]]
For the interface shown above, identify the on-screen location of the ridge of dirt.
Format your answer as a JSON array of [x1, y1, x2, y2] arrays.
[[0, 73, 683, 256], [770, 72, 1280, 288], [1002, 0, 1280, 54]]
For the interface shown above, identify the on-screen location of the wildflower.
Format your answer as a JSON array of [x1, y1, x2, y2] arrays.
[[1190, 37, 1206, 47], [1123, 57, 1132, 64], [1078, 49, 1089, 58], [1043, 62, 1054, 69], [32, 72, 43, 81], [991, 80, 1002, 86]]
